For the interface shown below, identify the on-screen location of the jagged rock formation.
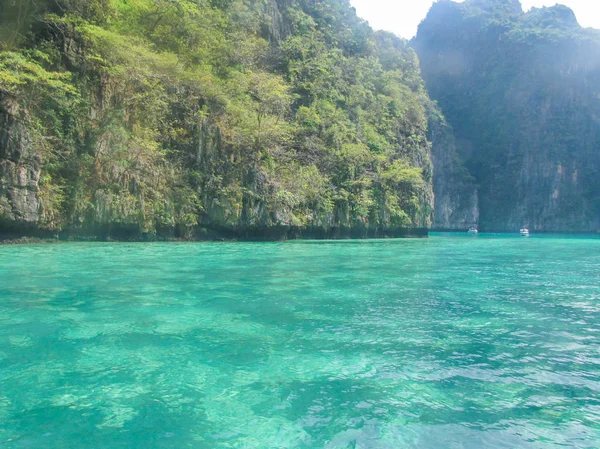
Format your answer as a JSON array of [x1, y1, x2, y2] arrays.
[[414, 0, 600, 232]]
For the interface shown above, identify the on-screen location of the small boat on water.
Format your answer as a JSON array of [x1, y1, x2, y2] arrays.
[[468, 227, 478, 234], [520, 228, 530, 237]]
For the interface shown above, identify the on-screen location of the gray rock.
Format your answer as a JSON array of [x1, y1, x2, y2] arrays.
[[0, 95, 42, 225]]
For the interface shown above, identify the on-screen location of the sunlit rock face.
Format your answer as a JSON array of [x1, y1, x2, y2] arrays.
[[0, 0, 436, 240], [0, 95, 41, 227], [414, 0, 600, 232]]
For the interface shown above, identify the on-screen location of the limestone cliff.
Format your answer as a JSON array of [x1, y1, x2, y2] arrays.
[[0, 95, 41, 230], [428, 107, 479, 230], [0, 0, 433, 240], [414, 0, 600, 232]]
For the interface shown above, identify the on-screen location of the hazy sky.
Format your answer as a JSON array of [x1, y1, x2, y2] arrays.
[[350, 0, 600, 39]]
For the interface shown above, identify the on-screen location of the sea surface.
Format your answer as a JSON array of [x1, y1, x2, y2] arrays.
[[0, 234, 599, 448]]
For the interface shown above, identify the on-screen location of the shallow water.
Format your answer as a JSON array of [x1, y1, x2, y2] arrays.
[[1, 234, 599, 448]]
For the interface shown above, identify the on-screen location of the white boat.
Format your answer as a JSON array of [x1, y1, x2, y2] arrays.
[[520, 228, 530, 237], [468, 227, 478, 234]]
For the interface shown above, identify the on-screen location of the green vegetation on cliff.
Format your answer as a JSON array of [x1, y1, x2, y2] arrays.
[[414, 0, 600, 232], [0, 0, 434, 239]]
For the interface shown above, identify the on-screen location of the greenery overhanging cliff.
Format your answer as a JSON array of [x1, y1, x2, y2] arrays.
[[414, 0, 600, 232], [0, 0, 435, 240]]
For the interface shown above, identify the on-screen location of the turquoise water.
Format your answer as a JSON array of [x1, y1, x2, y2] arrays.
[[0, 235, 599, 448]]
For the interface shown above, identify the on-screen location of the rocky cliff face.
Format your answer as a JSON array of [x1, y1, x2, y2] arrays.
[[414, 0, 600, 232], [428, 107, 479, 230], [0, 0, 434, 240], [0, 95, 41, 230]]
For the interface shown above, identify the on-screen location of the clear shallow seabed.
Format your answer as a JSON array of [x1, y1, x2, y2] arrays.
[[0, 234, 599, 449]]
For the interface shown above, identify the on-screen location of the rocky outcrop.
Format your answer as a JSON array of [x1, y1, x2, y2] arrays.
[[0, 95, 41, 228], [414, 0, 600, 232]]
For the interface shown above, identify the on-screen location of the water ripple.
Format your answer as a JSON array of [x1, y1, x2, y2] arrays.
[[0, 236, 599, 448]]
